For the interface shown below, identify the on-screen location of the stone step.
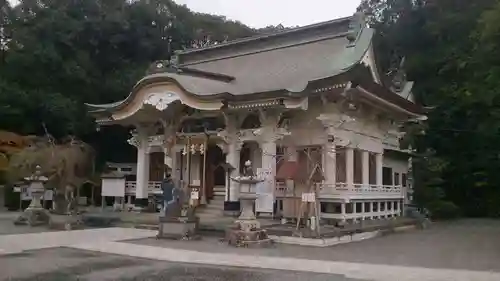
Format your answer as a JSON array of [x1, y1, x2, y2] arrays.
[[207, 202, 224, 208], [197, 211, 222, 218], [204, 206, 223, 213], [210, 197, 225, 203], [213, 186, 225, 192], [202, 202, 223, 208]]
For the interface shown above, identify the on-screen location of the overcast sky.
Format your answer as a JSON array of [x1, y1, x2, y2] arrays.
[[8, 0, 361, 28], [173, 0, 361, 28]]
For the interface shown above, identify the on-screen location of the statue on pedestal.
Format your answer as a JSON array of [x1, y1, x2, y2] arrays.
[[161, 174, 183, 218], [157, 174, 199, 240]]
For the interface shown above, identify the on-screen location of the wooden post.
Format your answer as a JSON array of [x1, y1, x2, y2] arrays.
[[91, 185, 95, 207], [186, 137, 192, 206], [202, 136, 208, 204]]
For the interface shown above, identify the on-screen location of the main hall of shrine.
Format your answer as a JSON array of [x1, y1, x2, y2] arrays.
[[88, 13, 424, 223]]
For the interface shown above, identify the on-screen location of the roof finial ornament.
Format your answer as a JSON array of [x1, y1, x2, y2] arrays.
[[347, 12, 366, 45], [387, 56, 407, 93]]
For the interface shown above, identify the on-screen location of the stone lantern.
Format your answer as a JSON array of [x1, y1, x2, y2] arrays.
[[14, 165, 51, 226], [225, 160, 272, 247]]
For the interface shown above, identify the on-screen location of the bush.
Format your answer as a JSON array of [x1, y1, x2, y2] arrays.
[[3, 184, 21, 211], [427, 200, 461, 220]]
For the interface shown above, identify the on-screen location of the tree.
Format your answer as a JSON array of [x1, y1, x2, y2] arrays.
[[7, 136, 95, 214], [0, 0, 255, 167], [358, 0, 500, 217]]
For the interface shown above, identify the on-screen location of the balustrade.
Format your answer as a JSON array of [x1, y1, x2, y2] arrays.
[[125, 181, 162, 195], [272, 181, 404, 199], [316, 183, 404, 199]]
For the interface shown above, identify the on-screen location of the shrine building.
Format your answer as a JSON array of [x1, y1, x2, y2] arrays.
[[87, 13, 424, 223]]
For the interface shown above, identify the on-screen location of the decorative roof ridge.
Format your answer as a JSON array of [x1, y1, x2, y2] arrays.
[[180, 31, 352, 67], [346, 12, 367, 48], [146, 59, 235, 82], [177, 15, 354, 55]]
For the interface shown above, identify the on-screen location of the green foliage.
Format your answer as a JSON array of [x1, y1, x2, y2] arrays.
[[359, 0, 500, 217], [3, 184, 20, 210], [427, 200, 461, 220], [0, 0, 255, 163]]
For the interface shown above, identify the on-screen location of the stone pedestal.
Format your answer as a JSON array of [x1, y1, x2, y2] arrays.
[[14, 187, 50, 226], [157, 215, 200, 240], [225, 226, 272, 248], [157, 203, 200, 240], [49, 214, 84, 230], [225, 177, 272, 248]]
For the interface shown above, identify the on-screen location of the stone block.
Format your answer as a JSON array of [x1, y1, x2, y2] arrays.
[[225, 227, 273, 248], [157, 216, 200, 240], [14, 208, 50, 226], [49, 214, 84, 230]]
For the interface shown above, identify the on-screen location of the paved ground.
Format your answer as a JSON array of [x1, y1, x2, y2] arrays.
[[0, 212, 58, 235], [128, 219, 500, 273], [0, 248, 358, 281], [0, 217, 499, 281]]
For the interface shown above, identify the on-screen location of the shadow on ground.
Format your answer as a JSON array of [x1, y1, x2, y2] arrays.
[[126, 219, 500, 272], [0, 248, 360, 281]]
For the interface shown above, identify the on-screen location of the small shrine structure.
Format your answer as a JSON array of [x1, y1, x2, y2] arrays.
[[87, 13, 423, 223]]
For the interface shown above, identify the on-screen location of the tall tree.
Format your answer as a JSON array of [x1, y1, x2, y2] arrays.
[[359, 0, 500, 217], [0, 0, 255, 167]]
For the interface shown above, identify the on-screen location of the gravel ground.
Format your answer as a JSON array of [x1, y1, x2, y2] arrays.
[[126, 219, 500, 272], [0, 248, 362, 281]]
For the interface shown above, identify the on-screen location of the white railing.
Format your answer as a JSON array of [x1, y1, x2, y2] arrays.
[[275, 182, 295, 198], [317, 183, 404, 199], [273, 182, 404, 199], [125, 181, 162, 195]]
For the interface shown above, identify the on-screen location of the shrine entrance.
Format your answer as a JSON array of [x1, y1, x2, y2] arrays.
[[205, 144, 226, 202]]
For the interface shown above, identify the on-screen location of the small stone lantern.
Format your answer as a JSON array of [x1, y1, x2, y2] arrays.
[[225, 160, 272, 247], [14, 165, 51, 226]]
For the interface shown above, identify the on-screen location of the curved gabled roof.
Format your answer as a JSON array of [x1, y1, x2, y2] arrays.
[[86, 16, 373, 113]]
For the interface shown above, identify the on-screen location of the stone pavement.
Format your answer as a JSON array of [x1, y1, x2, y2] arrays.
[[128, 219, 500, 273], [0, 227, 156, 254], [0, 219, 499, 281], [0, 248, 358, 281]]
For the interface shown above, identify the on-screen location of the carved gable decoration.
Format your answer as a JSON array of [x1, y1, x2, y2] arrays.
[[144, 92, 181, 111]]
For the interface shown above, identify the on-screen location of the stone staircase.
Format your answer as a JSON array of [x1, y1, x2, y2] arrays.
[[196, 186, 225, 220]]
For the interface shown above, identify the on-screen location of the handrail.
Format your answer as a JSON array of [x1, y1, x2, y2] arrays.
[[316, 182, 404, 197]]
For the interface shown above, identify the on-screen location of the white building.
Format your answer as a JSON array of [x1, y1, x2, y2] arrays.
[[87, 14, 423, 223]]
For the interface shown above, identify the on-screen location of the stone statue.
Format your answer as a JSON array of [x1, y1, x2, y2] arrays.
[[157, 174, 199, 240], [161, 174, 183, 218], [242, 160, 255, 178]]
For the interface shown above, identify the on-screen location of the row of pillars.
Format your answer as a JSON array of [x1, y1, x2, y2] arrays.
[[324, 145, 384, 187]]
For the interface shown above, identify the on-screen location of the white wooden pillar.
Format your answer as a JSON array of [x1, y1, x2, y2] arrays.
[[361, 201, 366, 220], [362, 151, 369, 187], [226, 140, 241, 202], [163, 146, 171, 178], [341, 202, 346, 223], [324, 142, 336, 186], [346, 147, 354, 188], [136, 132, 150, 200], [261, 140, 277, 189], [376, 153, 383, 187], [370, 202, 375, 219]]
